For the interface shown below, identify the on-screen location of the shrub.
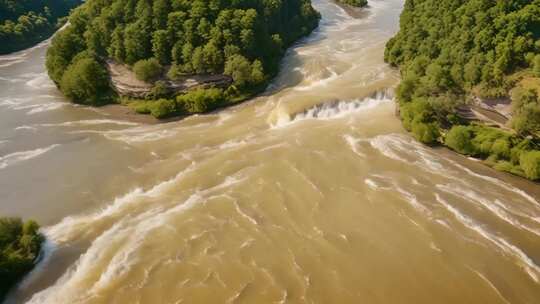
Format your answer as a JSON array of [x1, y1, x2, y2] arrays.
[[399, 99, 435, 131], [534, 55, 540, 77], [150, 81, 170, 99], [133, 58, 162, 82], [471, 127, 506, 156], [60, 56, 111, 105], [177, 88, 225, 113], [491, 138, 511, 159], [512, 103, 540, 136], [150, 99, 177, 119], [520, 151, 540, 180], [445, 125, 475, 155], [0, 218, 44, 300], [411, 121, 440, 144]]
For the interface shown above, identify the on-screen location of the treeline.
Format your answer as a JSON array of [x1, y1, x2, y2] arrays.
[[0, 217, 44, 301], [0, 0, 82, 54], [337, 0, 368, 7], [46, 0, 320, 111], [385, 0, 540, 180]]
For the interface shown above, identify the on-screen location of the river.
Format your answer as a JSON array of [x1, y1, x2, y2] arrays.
[[1, 0, 539, 303]]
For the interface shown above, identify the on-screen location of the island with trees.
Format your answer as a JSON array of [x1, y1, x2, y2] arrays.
[[336, 0, 368, 8], [0, 0, 82, 54], [0, 217, 44, 301], [385, 0, 540, 180], [46, 0, 320, 119]]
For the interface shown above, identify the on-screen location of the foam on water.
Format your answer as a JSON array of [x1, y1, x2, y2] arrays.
[[436, 194, 540, 283], [437, 184, 540, 237], [37, 119, 140, 128], [271, 91, 393, 128], [45, 162, 198, 243], [343, 134, 366, 157], [25, 72, 55, 89], [0, 144, 60, 170], [29, 174, 247, 304]]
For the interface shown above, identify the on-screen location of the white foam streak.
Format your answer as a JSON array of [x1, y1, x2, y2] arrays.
[[343, 135, 366, 157], [38, 119, 140, 127], [451, 162, 540, 209], [396, 187, 431, 216], [438, 184, 540, 237], [31, 174, 247, 303], [0, 144, 59, 170], [436, 194, 540, 283], [272, 94, 392, 128], [45, 163, 197, 243]]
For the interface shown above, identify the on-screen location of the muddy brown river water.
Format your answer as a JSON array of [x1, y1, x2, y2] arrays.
[[1, 0, 539, 303]]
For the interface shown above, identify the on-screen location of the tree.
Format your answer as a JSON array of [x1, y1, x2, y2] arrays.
[[250, 60, 265, 84], [60, 56, 111, 105], [133, 58, 162, 82], [412, 121, 440, 144], [224, 54, 252, 87], [520, 151, 540, 180], [152, 29, 171, 64], [0, 217, 44, 301], [445, 126, 475, 155], [533, 55, 540, 77]]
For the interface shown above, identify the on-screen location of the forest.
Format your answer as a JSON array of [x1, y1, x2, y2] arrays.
[[385, 0, 540, 180], [0, 217, 43, 301], [336, 0, 367, 7], [46, 0, 320, 117], [0, 0, 82, 54]]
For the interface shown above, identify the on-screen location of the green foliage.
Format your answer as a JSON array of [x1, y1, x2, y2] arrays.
[[0, 217, 44, 300], [337, 0, 368, 7], [133, 58, 163, 83], [46, 0, 320, 109], [534, 55, 540, 77], [224, 55, 265, 87], [150, 81, 170, 99], [60, 56, 111, 105], [0, 0, 82, 54], [177, 88, 225, 113], [387, 0, 540, 180], [520, 151, 540, 180], [386, 0, 540, 114], [411, 121, 440, 144], [445, 126, 475, 155], [511, 88, 540, 136]]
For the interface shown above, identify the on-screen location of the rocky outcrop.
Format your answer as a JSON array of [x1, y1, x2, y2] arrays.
[[106, 60, 233, 99]]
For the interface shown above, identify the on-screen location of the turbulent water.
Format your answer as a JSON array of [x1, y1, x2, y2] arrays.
[[1, 0, 540, 303]]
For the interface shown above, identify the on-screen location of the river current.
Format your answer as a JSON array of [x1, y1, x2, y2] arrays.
[[1, 0, 539, 303]]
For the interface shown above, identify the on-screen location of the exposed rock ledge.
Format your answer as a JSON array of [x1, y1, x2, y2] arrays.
[[106, 60, 233, 98], [456, 97, 513, 130]]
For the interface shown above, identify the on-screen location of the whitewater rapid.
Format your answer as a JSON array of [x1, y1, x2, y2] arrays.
[[1, 0, 539, 303]]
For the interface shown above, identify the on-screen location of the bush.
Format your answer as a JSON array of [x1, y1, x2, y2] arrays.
[[132, 99, 178, 118], [133, 58, 162, 82], [491, 138, 511, 159], [534, 55, 540, 77], [337, 0, 368, 7], [60, 56, 111, 105], [399, 99, 435, 131], [0, 218, 44, 300], [445, 125, 475, 155], [411, 121, 440, 144], [150, 81, 170, 99], [176, 88, 225, 113], [150, 99, 177, 119], [520, 151, 540, 180]]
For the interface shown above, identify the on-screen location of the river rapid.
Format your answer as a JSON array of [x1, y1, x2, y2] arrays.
[[1, 0, 539, 303]]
